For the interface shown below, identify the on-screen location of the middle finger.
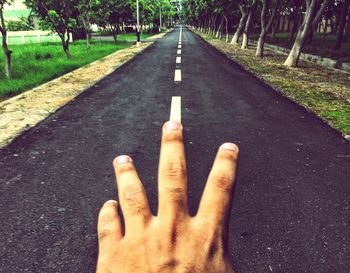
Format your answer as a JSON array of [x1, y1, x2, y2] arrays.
[[158, 121, 188, 218]]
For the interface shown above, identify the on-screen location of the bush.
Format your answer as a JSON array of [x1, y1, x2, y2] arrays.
[[6, 20, 32, 31]]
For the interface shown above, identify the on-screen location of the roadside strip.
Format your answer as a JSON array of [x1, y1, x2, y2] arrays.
[[0, 31, 171, 149]]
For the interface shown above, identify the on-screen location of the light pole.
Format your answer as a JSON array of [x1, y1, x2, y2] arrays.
[[136, 0, 141, 46]]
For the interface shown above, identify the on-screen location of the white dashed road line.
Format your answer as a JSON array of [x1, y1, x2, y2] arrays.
[[170, 96, 181, 123], [174, 27, 183, 83], [174, 69, 182, 82]]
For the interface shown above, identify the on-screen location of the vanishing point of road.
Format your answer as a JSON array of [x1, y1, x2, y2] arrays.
[[0, 27, 349, 273]]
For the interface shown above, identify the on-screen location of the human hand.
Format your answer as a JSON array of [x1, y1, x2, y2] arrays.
[[96, 121, 239, 273]]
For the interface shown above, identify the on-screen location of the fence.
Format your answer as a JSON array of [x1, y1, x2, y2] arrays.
[[0, 31, 74, 44]]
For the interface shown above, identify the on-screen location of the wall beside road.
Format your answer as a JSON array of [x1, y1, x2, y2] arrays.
[[249, 39, 350, 73], [0, 31, 73, 44]]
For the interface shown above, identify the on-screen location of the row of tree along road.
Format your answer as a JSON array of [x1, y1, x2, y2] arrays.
[[0, 0, 178, 79], [181, 0, 350, 67]]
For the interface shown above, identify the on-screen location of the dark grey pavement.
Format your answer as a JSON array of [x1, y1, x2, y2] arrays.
[[0, 27, 349, 273]]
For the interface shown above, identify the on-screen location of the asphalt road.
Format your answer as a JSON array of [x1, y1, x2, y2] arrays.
[[1, 26, 350, 273]]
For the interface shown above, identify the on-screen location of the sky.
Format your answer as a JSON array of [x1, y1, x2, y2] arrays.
[[4, 0, 27, 11]]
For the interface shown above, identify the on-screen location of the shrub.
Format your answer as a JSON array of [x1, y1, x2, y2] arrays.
[[6, 20, 32, 31]]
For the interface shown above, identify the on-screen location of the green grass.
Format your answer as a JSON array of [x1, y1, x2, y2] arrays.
[[0, 38, 133, 99], [117, 33, 153, 41]]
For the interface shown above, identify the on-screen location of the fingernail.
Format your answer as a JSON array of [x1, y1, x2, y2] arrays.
[[164, 121, 181, 131], [221, 143, 238, 151], [104, 200, 117, 206], [114, 155, 132, 165]]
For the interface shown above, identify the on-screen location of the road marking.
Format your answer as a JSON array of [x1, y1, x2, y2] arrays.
[[170, 96, 181, 123], [177, 49, 181, 55], [176, 56, 181, 64], [174, 69, 182, 82], [178, 45, 182, 49]]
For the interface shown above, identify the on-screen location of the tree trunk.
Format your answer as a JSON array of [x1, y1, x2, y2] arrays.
[[59, 32, 71, 58], [216, 16, 224, 38], [256, 0, 279, 57], [284, 0, 330, 67], [224, 16, 229, 43], [290, 13, 300, 41], [86, 32, 91, 48], [241, 1, 257, 49], [0, 11, 12, 79], [4, 48, 11, 78], [81, 17, 90, 48], [334, 0, 350, 49], [212, 14, 218, 35], [231, 6, 248, 45]]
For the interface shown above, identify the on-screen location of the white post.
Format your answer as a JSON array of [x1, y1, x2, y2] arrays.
[[37, 33, 41, 42], [21, 34, 25, 44]]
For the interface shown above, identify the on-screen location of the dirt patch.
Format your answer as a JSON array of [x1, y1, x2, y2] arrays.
[[0, 32, 169, 148]]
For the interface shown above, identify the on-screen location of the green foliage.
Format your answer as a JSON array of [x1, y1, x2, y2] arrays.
[[6, 20, 31, 31], [25, 0, 79, 35], [0, 39, 131, 98]]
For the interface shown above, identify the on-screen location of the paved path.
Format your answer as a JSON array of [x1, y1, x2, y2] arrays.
[[0, 27, 349, 273]]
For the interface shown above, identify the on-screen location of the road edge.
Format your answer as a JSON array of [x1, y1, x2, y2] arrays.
[[189, 28, 350, 143], [0, 30, 173, 149]]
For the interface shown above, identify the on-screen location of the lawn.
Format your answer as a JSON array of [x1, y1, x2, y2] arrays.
[[117, 32, 153, 41], [0, 37, 134, 99]]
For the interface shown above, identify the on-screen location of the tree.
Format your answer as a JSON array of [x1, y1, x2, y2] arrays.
[[334, 0, 350, 49], [7, 15, 35, 31], [0, 0, 14, 79], [241, 0, 257, 49], [25, 0, 78, 58], [255, 0, 280, 57], [77, 0, 100, 48], [94, 0, 132, 43], [231, 2, 248, 45], [284, 0, 331, 67]]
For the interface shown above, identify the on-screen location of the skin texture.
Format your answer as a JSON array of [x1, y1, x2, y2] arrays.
[[96, 121, 239, 273]]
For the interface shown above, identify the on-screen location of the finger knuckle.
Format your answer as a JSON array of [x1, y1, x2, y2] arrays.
[[123, 185, 146, 215], [164, 160, 186, 179], [98, 229, 117, 242], [117, 164, 135, 176], [163, 132, 183, 144], [213, 173, 233, 191], [218, 151, 238, 163], [164, 186, 186, 204]]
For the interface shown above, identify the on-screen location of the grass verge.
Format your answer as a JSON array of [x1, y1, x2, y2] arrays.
[[196, 30, 350, 136], [0, 33, 151, 99]]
